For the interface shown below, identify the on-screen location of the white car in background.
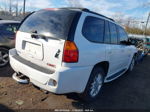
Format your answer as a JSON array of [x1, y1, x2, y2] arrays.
[[9, 8, 137, 101]]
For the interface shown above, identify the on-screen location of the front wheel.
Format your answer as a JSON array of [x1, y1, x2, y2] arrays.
[[78, 66, 105, 102]]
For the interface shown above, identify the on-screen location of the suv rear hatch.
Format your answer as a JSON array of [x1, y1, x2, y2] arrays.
[[15, 9, 80, 71]]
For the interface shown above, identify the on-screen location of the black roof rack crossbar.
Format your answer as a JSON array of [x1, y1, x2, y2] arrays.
[[84, 10, 115, 22], [60, 7, 114, 22], [60, 7, 89, 11]]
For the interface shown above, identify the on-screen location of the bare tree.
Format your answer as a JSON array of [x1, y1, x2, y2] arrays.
[[13, 0, 19, 16], [112, 12, 125, 24], [9, 0, 12, 13], [142, 2, 150, 35], [143, 12, 150, 35], [23, 0, 26, 16]]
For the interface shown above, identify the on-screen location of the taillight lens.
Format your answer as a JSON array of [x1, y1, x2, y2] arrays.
[[63, 41, 79, 63]]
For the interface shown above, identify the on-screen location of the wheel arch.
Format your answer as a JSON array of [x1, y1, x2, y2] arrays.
[[79, 61, 110, 100], [0, 46, 11, 50], [92, 61, 109, 78]]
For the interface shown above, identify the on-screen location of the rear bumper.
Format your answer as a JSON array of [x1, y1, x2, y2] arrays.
[[9, 48, 92, 94]]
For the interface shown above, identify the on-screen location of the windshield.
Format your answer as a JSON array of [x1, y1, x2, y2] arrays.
[[19, 9, 78, 40]]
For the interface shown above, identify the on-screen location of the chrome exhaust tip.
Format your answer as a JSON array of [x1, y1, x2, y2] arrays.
[[12, 72, 29, 84]]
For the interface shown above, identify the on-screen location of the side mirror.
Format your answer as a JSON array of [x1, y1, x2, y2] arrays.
[[120, 40, 133, 45]]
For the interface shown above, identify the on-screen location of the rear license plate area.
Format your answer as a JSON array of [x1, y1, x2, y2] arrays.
[[23, 41, 43, 60]]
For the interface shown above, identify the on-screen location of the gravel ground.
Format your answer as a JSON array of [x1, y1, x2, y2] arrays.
[[0, 55, 150, 111]]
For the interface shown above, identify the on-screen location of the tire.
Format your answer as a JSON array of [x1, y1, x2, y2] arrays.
[[78, 66, 105, 102], [0, 47, 9, 67], [128, 56, 135, 72], [144, 48, 149, 56]]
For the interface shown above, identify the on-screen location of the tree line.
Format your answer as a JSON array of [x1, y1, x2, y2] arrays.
[[125, 27, 150, 36]]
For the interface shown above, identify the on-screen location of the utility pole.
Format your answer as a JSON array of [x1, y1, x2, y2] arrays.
[[143, 12, 150, 36], [9, 0, 12, 14], [15, 0, 18, 16], [142, 2, 150, 36], [4, 0, 7, 12], [23, 0, 26, 16]]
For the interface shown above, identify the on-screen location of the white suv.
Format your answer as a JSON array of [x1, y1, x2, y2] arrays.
[[9, 8, 137, 101]]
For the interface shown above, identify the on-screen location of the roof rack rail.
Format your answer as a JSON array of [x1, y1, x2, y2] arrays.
[[84, 10, 115, 22], [60, 7, 89, 11], [60, 7, 114, 22]]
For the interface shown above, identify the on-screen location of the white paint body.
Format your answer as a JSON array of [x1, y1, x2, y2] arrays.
[[9, 11, 137, 94]]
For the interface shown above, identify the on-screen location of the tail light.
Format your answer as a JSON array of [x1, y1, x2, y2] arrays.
[[63, 41, 79, 63]]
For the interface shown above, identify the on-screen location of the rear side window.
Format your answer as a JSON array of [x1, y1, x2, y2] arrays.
[[104, 21, 110, 43], [109, 22, 118, 44], [118, 26, 128, 43], [19, 9, 78, 40], [82, 16, 105, 43]]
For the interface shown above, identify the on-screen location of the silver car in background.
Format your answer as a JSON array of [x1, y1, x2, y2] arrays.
[[0, 20, 20, 67]]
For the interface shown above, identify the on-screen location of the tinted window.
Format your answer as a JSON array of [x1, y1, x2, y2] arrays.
[[118, 26, 128, 43], [11, 23, 20, 31], [19, 9, 77, 40], [0, 23, 19, 39], [0, 23, 19, 33], [104, 21, 110, 43], [146, 38, 150, 42], [0, 24, 5, 31], [109, 22, 118, 44], [82, 16, 105, 43]]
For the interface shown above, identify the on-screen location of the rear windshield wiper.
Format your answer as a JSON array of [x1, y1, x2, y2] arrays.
[[30, 32, 61, 41]]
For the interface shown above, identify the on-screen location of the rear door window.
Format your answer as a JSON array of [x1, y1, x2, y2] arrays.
[[118, 26, 128, 43], [82, 16, 105, 43], [19, 9, 78, 40], [104, 21, 110, 43], [109, 22, 118, 44]]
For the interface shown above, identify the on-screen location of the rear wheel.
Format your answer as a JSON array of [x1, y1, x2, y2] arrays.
[[0, 48, 9, 67], [79, 66, 104, 102]]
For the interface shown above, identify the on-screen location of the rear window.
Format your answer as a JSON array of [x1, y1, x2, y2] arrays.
[[19, 9, 78, 40]]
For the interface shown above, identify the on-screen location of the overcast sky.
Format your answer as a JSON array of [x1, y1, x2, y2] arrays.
[[0, 0, 150, 20]]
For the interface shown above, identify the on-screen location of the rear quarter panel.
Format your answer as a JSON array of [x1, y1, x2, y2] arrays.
[[62, 12, 107, 68]]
